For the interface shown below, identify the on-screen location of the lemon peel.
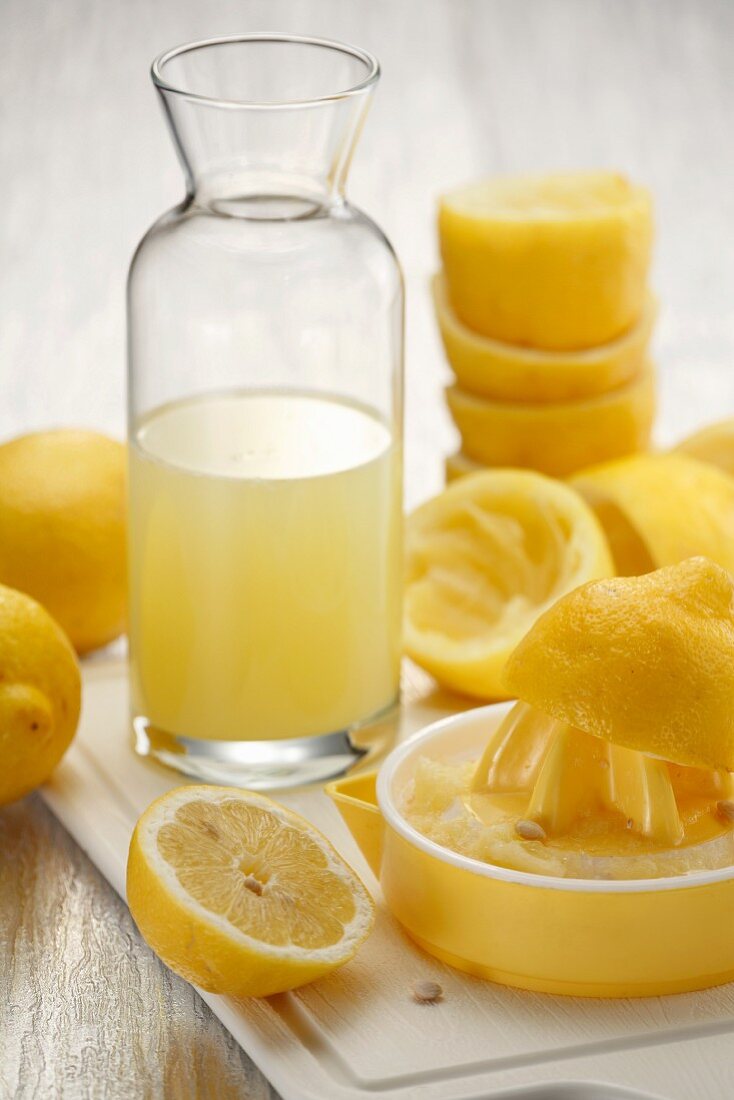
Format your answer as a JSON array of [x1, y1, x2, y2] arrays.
[[446, 362, 655, 478], [674, 418, 734, 479], [433, 273, 655, 403], [504, 557, 734, 771], [571, 452, 734, 575]]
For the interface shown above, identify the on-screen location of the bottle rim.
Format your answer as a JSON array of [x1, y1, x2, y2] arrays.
[[151, 33, 380, 110]]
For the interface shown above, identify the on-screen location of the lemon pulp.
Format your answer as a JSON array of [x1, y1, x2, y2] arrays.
[[405, 469, 613, 698], [158, 796, 360, 950], [402, 713, 734, 881], [127, 786, 375, 997]]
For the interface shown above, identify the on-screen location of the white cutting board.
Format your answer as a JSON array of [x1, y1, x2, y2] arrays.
[[40, 658, 734, 1100]]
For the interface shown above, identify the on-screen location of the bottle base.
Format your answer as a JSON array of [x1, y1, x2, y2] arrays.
[[132, 701, 398, 789]]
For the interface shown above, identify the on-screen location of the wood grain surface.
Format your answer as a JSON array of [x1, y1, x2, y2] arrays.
[[2, 0, 734, 1097]]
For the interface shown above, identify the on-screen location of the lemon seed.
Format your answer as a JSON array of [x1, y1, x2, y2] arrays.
[[412, 980, 443, 1004], [243, 875, 264, 896], [717, 800, 734, 822], [515, 819, 546, 841]]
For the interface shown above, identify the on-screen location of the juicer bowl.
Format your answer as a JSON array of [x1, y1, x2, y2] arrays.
[[328, 703, 734, 997]]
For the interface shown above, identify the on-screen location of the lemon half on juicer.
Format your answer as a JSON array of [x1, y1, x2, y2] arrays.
[[466, 558, 734, 879], [404, 469, 613, 699]]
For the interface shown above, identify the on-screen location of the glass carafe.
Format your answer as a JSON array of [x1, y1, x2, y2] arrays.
[[127, 35, 403, 788]]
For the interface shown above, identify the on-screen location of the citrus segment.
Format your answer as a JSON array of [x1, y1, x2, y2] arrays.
[[433, 274, 655, 403], [504, 558, 734, 771], [439, 171, 653, 349], [674, 418, 734, 478], [571, 452, 734, 575], [0, 584, 81, 805], [127, 786, 375, 997], [446, 362, 655, 478], [405, 469, 613, 699]]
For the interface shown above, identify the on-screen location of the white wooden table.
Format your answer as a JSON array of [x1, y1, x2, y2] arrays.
[[2, 1, 734, 1096]]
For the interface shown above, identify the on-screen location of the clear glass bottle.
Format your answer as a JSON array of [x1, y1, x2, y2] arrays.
[[127, 35, 403, 788]]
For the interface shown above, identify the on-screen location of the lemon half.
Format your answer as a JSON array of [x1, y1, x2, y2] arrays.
[[433, 274, 656, 403], [127, 786, 375, 998], [439, 171, 653, 349], [405, 469, 613, 698], [571, 452, 734, 575], [505, 558, 734, 771], [674, 418, 734, 478], [446, 362, 655, 478]]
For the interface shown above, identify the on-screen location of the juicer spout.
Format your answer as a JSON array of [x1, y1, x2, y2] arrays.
[[326, 772, 384, 879]]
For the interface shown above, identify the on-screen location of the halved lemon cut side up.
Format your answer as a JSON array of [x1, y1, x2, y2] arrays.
[[404, 469, 613, 699], [127, 786, 375, 997]]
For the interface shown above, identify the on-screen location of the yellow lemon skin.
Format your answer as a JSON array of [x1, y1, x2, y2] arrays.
[[405, 469, 614, 699], [0, 431, 126, 653], [438, 172, 653, 350], [505, 558, 734, 771], [571, 452, 734, 575], [674, 418, 734, 478], [127, 786, 375, 998], [446, 362, 655, 478], [433, 274, 656, 403], [0, 584, 81, 805]]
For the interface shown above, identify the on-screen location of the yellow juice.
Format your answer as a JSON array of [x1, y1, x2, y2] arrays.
[[128, 391, 402, 742]]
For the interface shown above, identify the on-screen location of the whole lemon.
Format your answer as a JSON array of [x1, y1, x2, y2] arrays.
[[0, 430, 126, 653], [0, 584, 81, 804]]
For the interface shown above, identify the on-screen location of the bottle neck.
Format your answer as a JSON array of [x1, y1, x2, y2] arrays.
[[159, 91, 372, 216]]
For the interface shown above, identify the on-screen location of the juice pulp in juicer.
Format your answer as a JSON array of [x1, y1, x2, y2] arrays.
[[403, 700, 734, 879], [470, 701, 734, 850]]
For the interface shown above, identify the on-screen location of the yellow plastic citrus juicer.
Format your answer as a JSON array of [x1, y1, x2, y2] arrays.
[[467, 700, 734, 877], [329, 558, 734, 996]]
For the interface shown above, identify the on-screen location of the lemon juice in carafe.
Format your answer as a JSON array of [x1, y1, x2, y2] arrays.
[[129, 390, 401, 755]]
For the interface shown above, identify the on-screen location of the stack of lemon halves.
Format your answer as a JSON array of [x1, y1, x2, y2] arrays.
[[434, 171, 657, 482]]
